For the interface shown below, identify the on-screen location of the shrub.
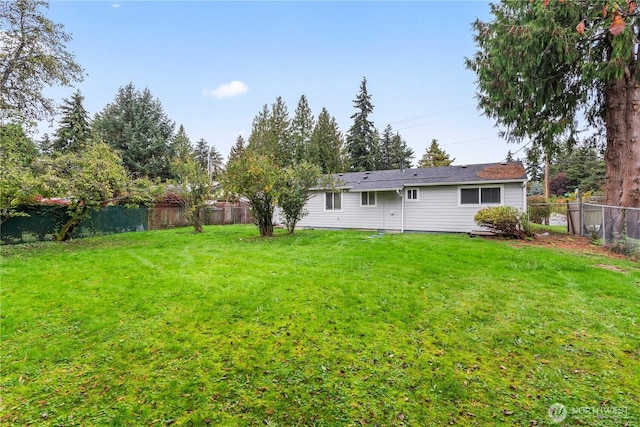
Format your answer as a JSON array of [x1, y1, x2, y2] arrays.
[[474, 206, 531, 239], [527, 195, 551, 224]]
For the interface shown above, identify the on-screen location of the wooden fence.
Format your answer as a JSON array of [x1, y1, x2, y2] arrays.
[[148, 202, 252, 230]]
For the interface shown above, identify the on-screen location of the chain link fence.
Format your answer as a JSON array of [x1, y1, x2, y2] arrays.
[[570, 202, 640, 257], [1, 202, 253, 245], [528, 200, 640, 257]]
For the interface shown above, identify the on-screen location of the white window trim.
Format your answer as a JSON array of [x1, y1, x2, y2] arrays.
[[406, 188, 419, 202], [458, 185, 504, 207], [360, 191, 377, 207], [324, 192, 343, 212]]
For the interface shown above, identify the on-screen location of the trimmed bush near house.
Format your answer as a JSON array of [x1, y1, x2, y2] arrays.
[[474, 205, 531, 239]]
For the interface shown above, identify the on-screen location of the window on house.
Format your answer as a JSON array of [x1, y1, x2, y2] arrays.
[[325, 192, 342, 211], [460, 186, 501, 205], [361, 191, 376, 206], [481, 187, 501, 204], [406, 189, 418, 200]]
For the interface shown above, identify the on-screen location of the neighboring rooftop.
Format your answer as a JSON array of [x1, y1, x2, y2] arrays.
[[328, 161, 527, 191]]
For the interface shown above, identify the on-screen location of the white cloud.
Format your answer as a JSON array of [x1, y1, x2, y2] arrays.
[[112, 4, 120, 8], [203, 80, 248, 99]]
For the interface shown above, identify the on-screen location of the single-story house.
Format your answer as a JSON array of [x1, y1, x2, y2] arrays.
[[296, 161, 528, 233]]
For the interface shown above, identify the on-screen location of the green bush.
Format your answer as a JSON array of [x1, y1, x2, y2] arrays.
[[474, 206, 531, 239], [527, 195, 551, 224]]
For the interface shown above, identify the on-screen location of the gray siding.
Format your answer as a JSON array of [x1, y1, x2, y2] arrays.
[[299, 182, 526, 233], [298, 191, 402, 230]]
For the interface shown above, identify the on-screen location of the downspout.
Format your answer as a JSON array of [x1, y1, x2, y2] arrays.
[[396, 188, 404, 233]]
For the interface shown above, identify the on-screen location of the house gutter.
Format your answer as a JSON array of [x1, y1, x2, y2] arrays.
[[395, 188, 404, 233]]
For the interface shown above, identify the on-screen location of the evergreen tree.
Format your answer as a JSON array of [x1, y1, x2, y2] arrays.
[[377, 125, 394, 170], [267, 96, 291, 166], [505, 150, 515, 163], [93, 83, 175, 180], [247, 104, 271, 154], [53, 90, 91, 153], [193, 138, 209, 172], [308, 107, 346, 174], [389, 132, 414, 169], [38, 133, 54, 156], [227, 134, 246, 165], [375, 125, 413, 170], [466, 0, 639, 207], [549, 142, 605, 193], [346, 77, 377, 171], [290, 95, 315, 163], [525, 145, 544, 182], [209, 145, 224, 179], [171, 125, 192, 162], [247, 97, 292, 166], [418, 139, 455, 168]]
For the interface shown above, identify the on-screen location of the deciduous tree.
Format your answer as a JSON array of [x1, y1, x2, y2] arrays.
[[223, 152, 280, 237], [278, 162, 321, 234], [36, 142, 128, 241], [0, 123, 38, 222], [0, 0, 84, 122], [170, 156, 214, 233]]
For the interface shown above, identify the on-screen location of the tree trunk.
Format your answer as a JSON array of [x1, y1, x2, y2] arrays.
[[604, 76, 640, 209], [56, 204, 88, 241]]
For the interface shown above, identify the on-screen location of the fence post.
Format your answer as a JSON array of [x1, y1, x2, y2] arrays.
[[602, 206, 606, 244], [580, 201, 584, 237]]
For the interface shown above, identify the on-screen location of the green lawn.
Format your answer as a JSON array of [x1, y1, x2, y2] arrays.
[[1, 226, 639, 426]]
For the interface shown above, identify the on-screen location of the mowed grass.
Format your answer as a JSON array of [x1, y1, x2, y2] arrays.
[[1, 226, 639, 426]]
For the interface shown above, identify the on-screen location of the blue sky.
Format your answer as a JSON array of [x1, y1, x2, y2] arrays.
[[41, 1, 517, 165]]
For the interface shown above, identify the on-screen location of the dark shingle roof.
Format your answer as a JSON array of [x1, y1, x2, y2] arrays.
[[328, 162, 527, 192]]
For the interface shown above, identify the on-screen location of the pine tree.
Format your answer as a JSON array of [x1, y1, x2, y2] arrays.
[[308, 107, 346, 174], [171, 125, 192, 162], [38, 133, 54, 156], [389, 132, 414, 169], [227, 135, 245, 165], [93, 83, 175, 180], [346, 77, 377, 171], [247, 97, 292, 166], [418, 139, 455, 168], [290, 95, 315, 163], [268, 96, 291, 166], [209, 145, 224, 179], [193, 138, 209, 172], [247, 104, 271, 154], [53, 90, 91, 153], [377, 125, 392, 170]]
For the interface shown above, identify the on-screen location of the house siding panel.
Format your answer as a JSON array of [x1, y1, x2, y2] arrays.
[[404, 183, 525, 233], [299, 182, 525, 233], [298, 191, 402, 230]]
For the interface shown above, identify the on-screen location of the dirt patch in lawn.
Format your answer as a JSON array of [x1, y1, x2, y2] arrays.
[[508, 231, 633, 261]]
